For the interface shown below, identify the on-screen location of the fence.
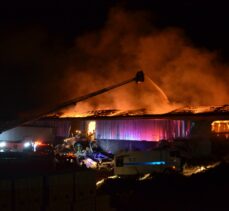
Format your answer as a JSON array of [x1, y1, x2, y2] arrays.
[[0, 170, 97, 211]]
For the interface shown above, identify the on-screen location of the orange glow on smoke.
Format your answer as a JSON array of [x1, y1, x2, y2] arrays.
[[50, 8, 229, 118]]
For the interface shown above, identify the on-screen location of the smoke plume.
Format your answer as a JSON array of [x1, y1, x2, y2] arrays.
[[56, 8, 228, 116], [3, 7, 228, 119]]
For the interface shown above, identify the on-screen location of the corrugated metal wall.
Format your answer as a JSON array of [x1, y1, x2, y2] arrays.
[[96, 119, 191, 141]]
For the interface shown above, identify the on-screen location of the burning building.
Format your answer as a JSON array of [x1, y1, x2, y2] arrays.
[[0, 71, 228, 158], [22, 104, 229, 157]]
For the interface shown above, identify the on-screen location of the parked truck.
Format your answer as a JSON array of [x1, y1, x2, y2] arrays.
[[114, 145, 185, 176]]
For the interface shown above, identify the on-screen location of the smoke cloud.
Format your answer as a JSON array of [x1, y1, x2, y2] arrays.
[[2, 7, 228, 119], [57, 8, 228, 116]]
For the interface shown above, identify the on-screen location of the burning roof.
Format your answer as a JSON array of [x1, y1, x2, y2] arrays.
[[47, 104, 229, 119], [169, 105, 229, 114]]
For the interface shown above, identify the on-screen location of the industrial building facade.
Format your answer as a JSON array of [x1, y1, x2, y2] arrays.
[[2, 105, 228, 155]]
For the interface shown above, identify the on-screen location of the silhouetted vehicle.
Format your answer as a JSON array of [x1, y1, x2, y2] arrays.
[[114, 148, 183, 176]]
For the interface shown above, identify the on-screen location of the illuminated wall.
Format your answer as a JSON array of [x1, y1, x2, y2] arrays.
[[96, 119, 191, 141]]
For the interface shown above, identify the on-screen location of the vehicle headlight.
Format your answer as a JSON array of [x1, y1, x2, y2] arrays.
[[0, 142, 6, 148], [24, 142, 31, 148]]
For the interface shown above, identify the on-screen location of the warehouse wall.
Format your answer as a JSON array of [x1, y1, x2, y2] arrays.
[[95, 119, 192, 141]]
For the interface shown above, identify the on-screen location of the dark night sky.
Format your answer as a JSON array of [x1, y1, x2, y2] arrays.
[[0, 0, 229, 120]]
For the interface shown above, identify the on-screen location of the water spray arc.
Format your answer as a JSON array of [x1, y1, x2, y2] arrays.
[[145, 74, 170, 104]]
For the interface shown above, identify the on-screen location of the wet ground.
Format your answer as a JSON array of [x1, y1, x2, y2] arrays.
[[96, 162, 229, 211]]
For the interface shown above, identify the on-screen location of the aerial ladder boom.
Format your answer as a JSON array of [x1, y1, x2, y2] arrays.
[[0, 71, 144, 133], [49, 70, 144, 114]]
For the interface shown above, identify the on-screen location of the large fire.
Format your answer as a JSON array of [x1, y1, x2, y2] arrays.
[[35, 8, 228, 120], [54, 8, 228, 118]]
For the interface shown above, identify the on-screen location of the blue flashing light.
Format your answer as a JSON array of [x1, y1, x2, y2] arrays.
[[124, 161, 166, 166]]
